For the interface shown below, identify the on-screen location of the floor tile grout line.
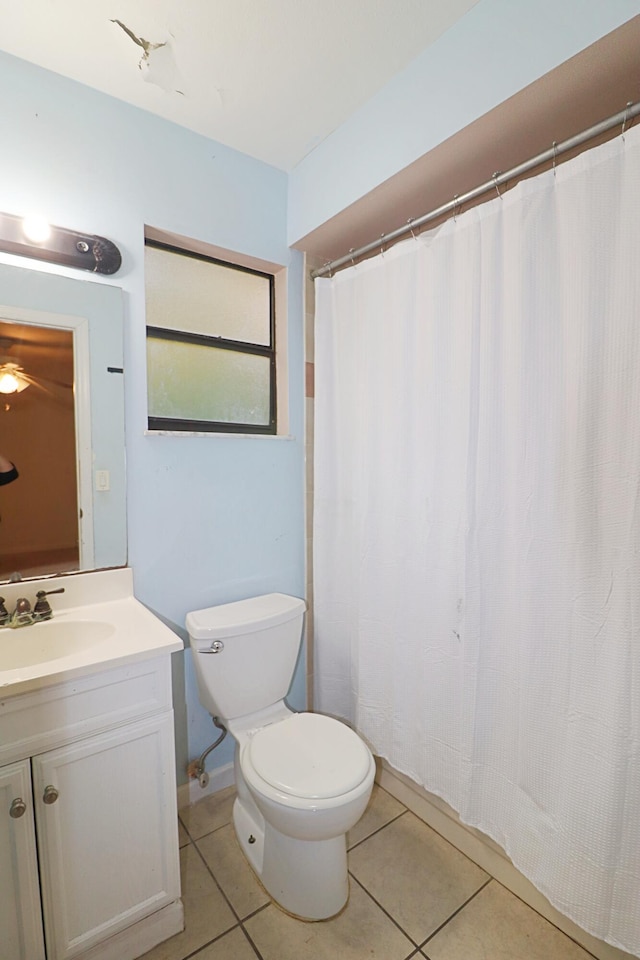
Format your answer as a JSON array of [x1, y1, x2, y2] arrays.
[[184, 924, 265, 960], [185, 815, 273, 960], [187, 837, 269, 960], [419, 876, 493, 952], [239, 921, 268, 960], [241, 901, 272, 924], [348, 870, 420, 949], [347, 807, 409, 852], [178, 813, 234, 846], [190, 832, 246, 926], [487, 877, 600, 960], [180, 927, 243, 960]]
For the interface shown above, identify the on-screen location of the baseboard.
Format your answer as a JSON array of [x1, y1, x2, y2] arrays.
[[377, 762, 637, 960], [77, 900, 184, 960], [177, 760, 235, 809]]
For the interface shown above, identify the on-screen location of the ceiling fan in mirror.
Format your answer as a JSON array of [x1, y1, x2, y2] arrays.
[[0, 328, 73, 402]]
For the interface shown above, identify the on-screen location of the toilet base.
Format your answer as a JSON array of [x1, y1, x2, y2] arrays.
[[233, 796, 349, 921]]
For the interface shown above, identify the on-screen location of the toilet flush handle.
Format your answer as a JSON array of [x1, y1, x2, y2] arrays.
[[199, 640, 224, 655]]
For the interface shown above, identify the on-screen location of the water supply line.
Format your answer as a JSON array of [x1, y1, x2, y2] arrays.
[[187, 716, 227, 789]]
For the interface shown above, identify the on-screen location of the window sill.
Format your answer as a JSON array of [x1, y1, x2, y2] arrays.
[[144, 429, 295, 440]]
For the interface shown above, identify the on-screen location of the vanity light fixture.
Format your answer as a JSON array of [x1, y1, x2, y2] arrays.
[[21, 215, 52, 244], [0, 211, 122, 275]]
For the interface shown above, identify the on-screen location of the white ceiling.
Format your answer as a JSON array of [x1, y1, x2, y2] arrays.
[[0, 0, 479, 171]]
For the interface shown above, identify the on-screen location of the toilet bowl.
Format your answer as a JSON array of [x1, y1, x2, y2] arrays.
[[186, 594, 375, 920]]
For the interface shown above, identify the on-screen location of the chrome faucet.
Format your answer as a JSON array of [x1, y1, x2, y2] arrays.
[[1, 587, 66, 629], [10, 597, 34, 627]]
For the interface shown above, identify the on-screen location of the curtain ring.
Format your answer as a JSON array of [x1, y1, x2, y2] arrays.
[[349, 248, 356, 267], [453, 194, 459, 223], [407, 218, 417, 240], [492, 172, 502, 198], [622, 101, 632, 140], [323, 259, 333, 278], [379, 233, 386, 257], [552, 141, 558, 177]]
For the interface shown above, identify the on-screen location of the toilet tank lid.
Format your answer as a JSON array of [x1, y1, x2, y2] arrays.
[[186, 593, 306, 640]]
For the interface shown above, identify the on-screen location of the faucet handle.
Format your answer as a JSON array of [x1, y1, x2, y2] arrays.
[[33, 587, 65, 622], [10, 597, 33, 628]]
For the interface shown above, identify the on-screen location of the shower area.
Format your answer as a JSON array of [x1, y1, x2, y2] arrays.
[[308, 117, 640, 957]]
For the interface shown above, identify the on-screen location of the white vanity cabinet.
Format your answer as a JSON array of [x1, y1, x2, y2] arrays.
[[0, 654, 183, 960], [0, 759, 45, 960]]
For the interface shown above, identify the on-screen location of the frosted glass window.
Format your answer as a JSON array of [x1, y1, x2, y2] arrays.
[[145, 239, 276, 434], [147, 338, 272, 427], [145, 244, 271, 345]]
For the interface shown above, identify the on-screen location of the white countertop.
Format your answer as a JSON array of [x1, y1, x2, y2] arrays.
[[0, 568, 182, 698]]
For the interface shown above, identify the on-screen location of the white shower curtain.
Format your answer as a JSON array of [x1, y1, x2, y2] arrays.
[[314, 125, 640, 954]]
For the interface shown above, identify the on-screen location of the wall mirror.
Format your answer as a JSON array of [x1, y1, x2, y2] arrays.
[[0, 262, 126, 582]]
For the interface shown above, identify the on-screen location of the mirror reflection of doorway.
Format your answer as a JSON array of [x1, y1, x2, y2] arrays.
[[0, 319, 79, 579]]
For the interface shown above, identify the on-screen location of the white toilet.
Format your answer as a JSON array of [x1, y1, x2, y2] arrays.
[[186, 593, 375, 920]]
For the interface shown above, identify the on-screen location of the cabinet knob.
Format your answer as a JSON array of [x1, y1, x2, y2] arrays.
[[9, 797, 27, 818], [43, 785, 59, 805]]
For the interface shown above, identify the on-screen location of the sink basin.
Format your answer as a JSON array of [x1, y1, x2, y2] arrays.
[[0, 620, 115, 670]]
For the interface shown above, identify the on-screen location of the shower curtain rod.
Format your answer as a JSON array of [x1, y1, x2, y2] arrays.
[[311, 100, 640, 280]]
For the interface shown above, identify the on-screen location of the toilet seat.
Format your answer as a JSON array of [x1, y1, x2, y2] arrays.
[[246, 713, 371, 800]]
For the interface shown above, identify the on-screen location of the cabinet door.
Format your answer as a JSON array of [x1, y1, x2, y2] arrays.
[[0, 759, 46, 960], [33, 712, 181, 960]]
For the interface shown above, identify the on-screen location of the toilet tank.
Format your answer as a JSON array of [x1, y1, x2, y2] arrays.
[[186, 593, 306, 720]]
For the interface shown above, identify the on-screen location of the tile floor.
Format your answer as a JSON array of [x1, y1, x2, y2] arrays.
[[141, 784, 596, 960]]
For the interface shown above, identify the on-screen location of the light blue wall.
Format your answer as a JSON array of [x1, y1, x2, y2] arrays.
[[288, 0, 640, 243], [0, 50, 306, 785]]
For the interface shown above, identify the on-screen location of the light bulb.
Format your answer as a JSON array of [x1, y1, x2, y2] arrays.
[[0, 372, 21, 394], [22, 215, 52, 244]]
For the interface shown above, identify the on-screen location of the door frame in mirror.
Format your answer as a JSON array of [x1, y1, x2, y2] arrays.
[[0, 306, 94, 568]]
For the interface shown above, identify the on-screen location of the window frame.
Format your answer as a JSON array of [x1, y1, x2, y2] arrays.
[[145, 239, 277, 435]]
